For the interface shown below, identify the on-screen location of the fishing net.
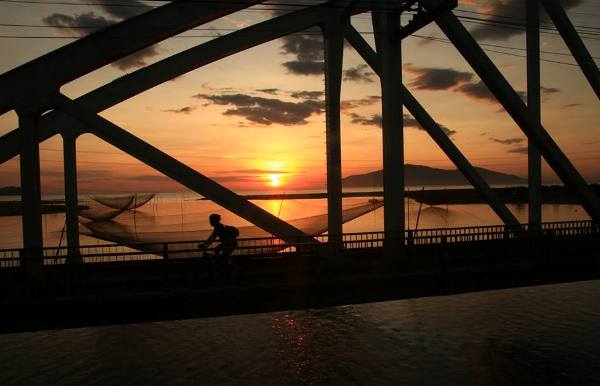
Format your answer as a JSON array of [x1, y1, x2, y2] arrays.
[[91, 193, 155, 210], [78, 194, 155, 221], [79, 197, 384, 258]]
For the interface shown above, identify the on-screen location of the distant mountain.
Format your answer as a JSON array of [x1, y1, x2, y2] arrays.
[[342, 164, 526, 187], [0, 186, 20, 195]]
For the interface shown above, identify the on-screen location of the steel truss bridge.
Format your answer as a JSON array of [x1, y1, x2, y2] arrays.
[[0, 0, 599, 279]]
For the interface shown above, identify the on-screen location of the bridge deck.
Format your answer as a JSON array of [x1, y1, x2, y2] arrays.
[[0, 220, 598, 333]]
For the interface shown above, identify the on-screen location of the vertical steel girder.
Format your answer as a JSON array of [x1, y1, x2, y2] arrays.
[[18, 108, 44, 254], [62, 131, 80, 257], [372, 8, 405, 246], [53, 95, 314, 244], [0, 0, 265, 114], [323, 18, 345, 242], [428, 7, 600, 222], [541, 0, 600, 100], [527, 0, 542, 226], [344, 25, 520, 227]]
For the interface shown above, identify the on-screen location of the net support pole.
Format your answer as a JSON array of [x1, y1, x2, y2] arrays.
[[62, 129, 81, 259], [323, 17, 345, 245], [17, 105, 44, 275], [527, 0, 542, 227], [372, 8, 405, 253], [541, 0, 600, 100]]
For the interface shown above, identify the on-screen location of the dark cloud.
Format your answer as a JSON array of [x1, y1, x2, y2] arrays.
[[283, 60, 323, 75], [406, 64, 473, 90], [467, 0, 582, 41], [202, 83, 239, 93], [541, 86, 560, 96], [455, 81, 526, 106], [508, 146, 529, 154], [350, 113, 382, 128], [42, 0, 157, 70], [163, 106, 195, 114], [343, 64, 374, 83], [348, 112, 456, 137], [340, 95, 381, 110], [290, 90, 324, 100], [561, 103, 583, 110], [437, 124, 457, 137], [455, 81, 497, 103], [194, 93, 323, 125], [111, 45, 161, 70], [491, 137, 525, 145], [256, 88, 280, 95], [42, 12, 113, 33], [280, 31, 323, 75], [403, 114, 456, 137], [405, 65, 530, 108]]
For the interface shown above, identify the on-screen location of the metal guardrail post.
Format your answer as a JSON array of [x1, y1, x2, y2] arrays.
[[407, 230, 414, 247]]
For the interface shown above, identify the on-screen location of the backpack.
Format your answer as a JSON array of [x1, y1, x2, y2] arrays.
[[224, 225, 240, 239]]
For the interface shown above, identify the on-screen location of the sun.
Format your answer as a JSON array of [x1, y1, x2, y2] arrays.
[[268, 174, 282, 187]]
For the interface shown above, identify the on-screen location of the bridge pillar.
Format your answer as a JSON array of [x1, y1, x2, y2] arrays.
[[373, 8, 405, 255], [17, 105, 44, 275], [62, 129, 81, 261], [323, 18, 344, 247], [527, 0, 542, 228]]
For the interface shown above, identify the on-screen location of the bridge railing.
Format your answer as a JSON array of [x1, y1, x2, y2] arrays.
[[0, 220, 597, 268]]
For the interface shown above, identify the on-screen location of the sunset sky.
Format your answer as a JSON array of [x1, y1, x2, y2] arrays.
[[0, 0, 598, 194]]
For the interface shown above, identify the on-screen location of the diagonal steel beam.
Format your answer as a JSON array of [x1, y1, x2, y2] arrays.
[[344, 25, 520, 227], [423, 5, 600, 222], [541, 0, 600, 100], [0, 0, 265, 114], [0, 1, 345, 164], [53, 94, 314, 244]]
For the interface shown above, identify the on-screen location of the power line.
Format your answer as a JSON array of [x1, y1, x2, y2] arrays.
[[1, 21, 597, 60], [1, 0, 600, 32]]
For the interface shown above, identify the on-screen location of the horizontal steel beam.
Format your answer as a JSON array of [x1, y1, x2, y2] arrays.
[[54, 94, 313, 244], [344, 25, 520, 227]]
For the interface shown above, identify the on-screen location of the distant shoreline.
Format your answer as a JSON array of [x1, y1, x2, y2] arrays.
[[1, 185, 598, 216], [0, 201, 88, 217], [204, 185, 600, 205]]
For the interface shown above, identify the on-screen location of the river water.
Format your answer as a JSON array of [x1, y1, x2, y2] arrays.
[[1, 279, 599, 385], [0, 191, 591, 249]]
